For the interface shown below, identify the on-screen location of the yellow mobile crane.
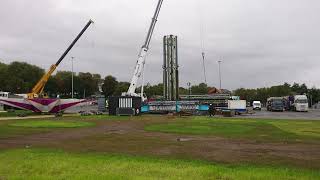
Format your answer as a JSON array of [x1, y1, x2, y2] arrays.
[[27, 20, 94, 99]]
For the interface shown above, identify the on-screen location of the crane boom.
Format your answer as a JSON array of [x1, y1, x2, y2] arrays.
[[126, 0, 164, 96], [28, 20, 94, 99]]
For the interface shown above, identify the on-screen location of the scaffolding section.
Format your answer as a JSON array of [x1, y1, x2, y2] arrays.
[[163, 35, 179, 101]]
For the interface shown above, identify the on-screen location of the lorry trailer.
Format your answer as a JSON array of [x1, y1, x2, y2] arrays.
[[267, 97, 285, 112], [284, 95, 309, 112]]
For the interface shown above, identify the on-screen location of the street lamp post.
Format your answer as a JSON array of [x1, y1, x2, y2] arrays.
[[311, 94, 313, 109], [71, 57, 75, 99], [218, 60, 222, 90], [187, 82, 191, 100]]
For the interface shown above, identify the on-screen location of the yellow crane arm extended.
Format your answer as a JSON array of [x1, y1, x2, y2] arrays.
[[27, 20, 94, 99], [27, 65, 57, 98]]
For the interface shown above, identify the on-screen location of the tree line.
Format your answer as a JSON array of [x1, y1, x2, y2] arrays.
[[0, 61, 101, 98], [1, 61, 320, 105], [101, 77, 216, 98], [0, 61, 213, 98], [233, 83, 320, 105]]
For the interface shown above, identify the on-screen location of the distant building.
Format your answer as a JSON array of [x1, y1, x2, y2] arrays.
[[220, 89, 232, 94]]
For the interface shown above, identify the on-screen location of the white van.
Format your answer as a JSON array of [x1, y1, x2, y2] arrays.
[[253, 101, 262, 110]]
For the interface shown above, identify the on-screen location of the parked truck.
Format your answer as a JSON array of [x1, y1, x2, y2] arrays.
[[227, 100, 247, 114], [267, 97, 285, 112], [284, 95, 309, 112]]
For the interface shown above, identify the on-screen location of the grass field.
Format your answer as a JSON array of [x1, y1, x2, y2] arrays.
[[0, 149, 318, 180], [0, 115, 319, 179], [145, 117, 320, 143], [0, 118, 97, 138], [0, 110, 36, 117], [9, 120, 96, 128], [0, 115, 131, 139], [0, 123, 50, 139]]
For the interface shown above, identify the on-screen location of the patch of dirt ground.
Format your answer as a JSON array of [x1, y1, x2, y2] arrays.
[[0, 116, 320, 169]]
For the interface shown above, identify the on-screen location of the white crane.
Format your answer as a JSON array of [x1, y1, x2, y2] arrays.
[[124, 0, 164, 97]]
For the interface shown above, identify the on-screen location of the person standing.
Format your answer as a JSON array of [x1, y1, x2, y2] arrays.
[[208, 104, 215, 117]]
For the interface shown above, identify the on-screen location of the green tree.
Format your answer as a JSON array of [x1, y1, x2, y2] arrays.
[[308, 87, 320, 106], [78, 72, 98, 98], [6, 61, 44, 93], [54, 71, 73, 97], [45, 76, 58, 97], [299, 83, 308, 95], [102, 75, 118, 97], [0, 62, 8, 91], [191, 83, 208, 95], [114, 82, 130, 96], [179, 87, 189, 95], [144, 83, 163, 98], [234, 83, 295, 104]]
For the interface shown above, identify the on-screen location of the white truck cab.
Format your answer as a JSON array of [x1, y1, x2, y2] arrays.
[[253, 101, 262, 110], [293, 95, 309, 112]]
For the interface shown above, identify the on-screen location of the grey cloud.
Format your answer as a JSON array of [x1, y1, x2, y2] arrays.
[[0, 0, 319, 90]]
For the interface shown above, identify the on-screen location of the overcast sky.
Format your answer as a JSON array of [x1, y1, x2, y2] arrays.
[[0, 0, 319, 90]]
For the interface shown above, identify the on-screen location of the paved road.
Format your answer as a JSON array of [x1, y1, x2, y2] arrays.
[[1, 106, 319, 121], [240, 108, 320, 120]]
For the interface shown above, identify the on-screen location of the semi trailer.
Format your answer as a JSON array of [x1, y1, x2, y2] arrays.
[[267, 97, 285, 112], [284, 95, 309, 112]]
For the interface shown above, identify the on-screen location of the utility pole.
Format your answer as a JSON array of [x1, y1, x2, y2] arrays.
[[311, 94, 313, 108], [187, 82, 191, 100], [71, 57, 75, 99], [218, 60, 222, 90], [202, 52, 207, 84]]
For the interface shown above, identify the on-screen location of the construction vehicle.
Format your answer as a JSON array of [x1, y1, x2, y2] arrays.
[[27, 19, 94, 99], [109, 0, 164, 116], [125, 0, 164, 98]]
